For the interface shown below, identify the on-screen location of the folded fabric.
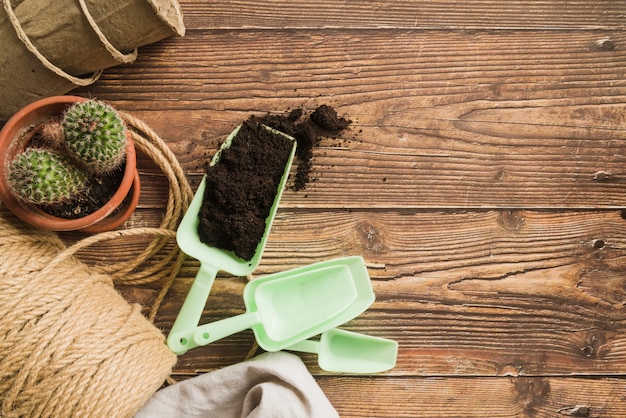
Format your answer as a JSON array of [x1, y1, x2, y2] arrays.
[[135, 352, 339, 418]]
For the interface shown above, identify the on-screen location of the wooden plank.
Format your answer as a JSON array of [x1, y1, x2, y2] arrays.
[[75, 209, 626, 281], [76, 29, 626, 208], [158, 272, 626, 376], [136, 209, 626, 377], [180, 0, 626, 30], [83, 30, 626, 109], [258, 209, 626, 282], [164, 372, 626, 416], [315, 376, 626, 418]]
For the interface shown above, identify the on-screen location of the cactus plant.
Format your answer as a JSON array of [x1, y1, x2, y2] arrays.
[[62, 100, 127, 174], [0, 96, 140, 232], [7, 148, 88, 205]]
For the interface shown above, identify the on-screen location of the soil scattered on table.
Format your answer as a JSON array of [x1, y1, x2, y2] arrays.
[[258, 104, 351, 191], [197, 116, 294, 260]]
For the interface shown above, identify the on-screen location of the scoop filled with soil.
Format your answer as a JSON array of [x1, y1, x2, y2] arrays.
[[197, 116, 296, 260], [169, 118, 296, 354]]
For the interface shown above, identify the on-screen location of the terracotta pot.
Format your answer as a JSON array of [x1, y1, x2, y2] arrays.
[[0, 95, 140, 232]]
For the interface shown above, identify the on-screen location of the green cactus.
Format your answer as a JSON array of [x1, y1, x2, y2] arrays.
[[62, 100, 127, 174], [7, 148, 88, 205]]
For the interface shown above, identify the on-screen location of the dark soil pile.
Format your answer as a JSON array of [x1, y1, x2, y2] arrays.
[[258, 104, 351, 190], [197, 116, 294, 260]]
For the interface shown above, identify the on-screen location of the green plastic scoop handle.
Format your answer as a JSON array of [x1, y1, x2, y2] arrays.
[[192, 264, 358, 349], [287, 328, 398, 374], [167, 125, 296, 355]]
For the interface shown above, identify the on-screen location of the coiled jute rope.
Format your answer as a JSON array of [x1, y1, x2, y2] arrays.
[[0, 111, 193, 417]]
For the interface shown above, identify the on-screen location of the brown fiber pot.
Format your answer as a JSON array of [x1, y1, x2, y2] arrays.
[[0, 2, 100, 121], [12, 0, 186, 76], [0, 95, 140, 232]]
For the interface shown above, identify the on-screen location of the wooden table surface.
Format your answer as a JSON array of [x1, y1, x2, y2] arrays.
[[69, 1, 626, 416]]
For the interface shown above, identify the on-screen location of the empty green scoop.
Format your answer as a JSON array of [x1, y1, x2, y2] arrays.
[[224, 256, 377, 352], [192, 263, 359, 351], [287, 328, 398, 373]]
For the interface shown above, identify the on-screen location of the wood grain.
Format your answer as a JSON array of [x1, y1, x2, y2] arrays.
[[61, 0, 626, 416], [317, 377, 626, 418], [181, 0, 626, 30], [76, 208, 626, 281], [160, 274, 626, 376], [79, 29, 626, 208], [120, 209, 626, 378]]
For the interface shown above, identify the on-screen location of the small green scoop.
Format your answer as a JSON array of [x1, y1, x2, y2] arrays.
[[167, 125, 296, 355], [287, 328, 398, 373]]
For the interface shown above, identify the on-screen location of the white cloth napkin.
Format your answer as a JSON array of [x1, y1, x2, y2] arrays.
[[135, 352, 339, 418]]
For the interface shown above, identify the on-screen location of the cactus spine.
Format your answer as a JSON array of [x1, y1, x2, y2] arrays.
[[62, 100, 127, 174], [7, 148, 88, 205], [39, 120, 65, 148]]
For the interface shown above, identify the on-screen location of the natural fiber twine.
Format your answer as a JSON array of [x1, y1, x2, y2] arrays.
[[0, 112, 193, 417]]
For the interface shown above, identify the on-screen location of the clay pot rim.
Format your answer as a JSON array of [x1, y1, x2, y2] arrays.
[[0, 95, 139, 232]]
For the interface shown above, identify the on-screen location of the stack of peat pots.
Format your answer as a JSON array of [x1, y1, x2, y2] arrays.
[[0, 0, 185, 121]]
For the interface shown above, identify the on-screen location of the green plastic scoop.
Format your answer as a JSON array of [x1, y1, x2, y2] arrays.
[[176, 256, 374, 354], [287, 328, 398, 373], [167, 124, 296, 355], [191, 260, 359, 351]]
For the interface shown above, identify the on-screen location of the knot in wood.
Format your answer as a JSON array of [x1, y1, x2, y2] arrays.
[[580, 345, 594, 357], [355, 221, 385, 253], [499, 210, 525, 232], [579, 332, 605, 359], [558, 405, 591, 417], [594, 37, 615, 51], [514, 377, 551, 415], [592, 171, 612, 182]]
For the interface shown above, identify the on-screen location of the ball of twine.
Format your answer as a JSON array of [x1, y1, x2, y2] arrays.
[[0, 112, 193, 417]]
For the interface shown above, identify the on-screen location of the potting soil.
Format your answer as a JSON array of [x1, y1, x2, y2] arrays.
[[197, 116, 293, 260], [258, 104, 351, 190]]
